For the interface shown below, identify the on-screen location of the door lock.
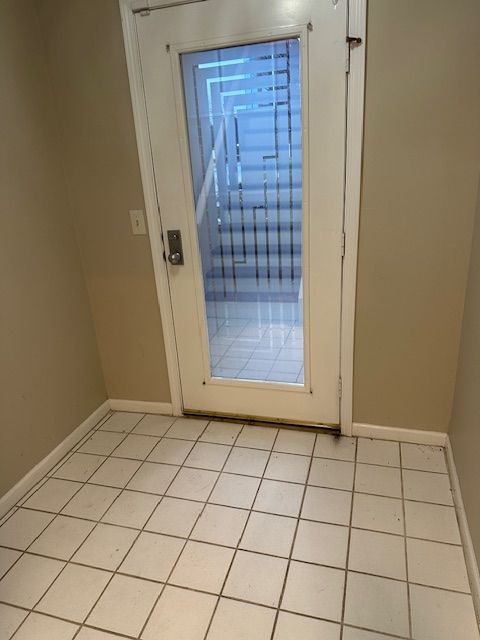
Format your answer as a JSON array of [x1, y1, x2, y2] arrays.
[[166, 230, 184, 265]]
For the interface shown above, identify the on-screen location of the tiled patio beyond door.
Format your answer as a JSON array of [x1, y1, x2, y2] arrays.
[[0, 412, 478, 640]]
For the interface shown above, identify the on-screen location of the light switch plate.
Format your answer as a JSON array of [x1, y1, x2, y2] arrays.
[[129, 209, 147, 235]]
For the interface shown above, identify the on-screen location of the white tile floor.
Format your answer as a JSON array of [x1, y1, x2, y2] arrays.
[[0, 411, 479, 640]]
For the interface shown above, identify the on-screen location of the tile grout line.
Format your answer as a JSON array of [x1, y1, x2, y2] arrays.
[[268, 437, 318, 639], [339, 435, 358, 639], [0, 544, 474, 597], [399, 443, 413, 639]]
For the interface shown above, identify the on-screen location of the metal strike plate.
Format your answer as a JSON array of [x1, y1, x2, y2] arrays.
[[167, 229, 184, 265]]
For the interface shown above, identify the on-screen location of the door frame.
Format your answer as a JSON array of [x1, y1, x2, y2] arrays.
[[119, 0, 366, 436]]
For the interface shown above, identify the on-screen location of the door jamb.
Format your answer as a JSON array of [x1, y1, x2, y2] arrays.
[[119, 0, 367, 434]]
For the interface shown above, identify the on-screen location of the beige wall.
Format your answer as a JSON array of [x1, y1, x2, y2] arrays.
[[37, 0, 170, 403], [0, 1, 106, 496], [449, 181, 480, 561], [32, 0, 480, 431], [354, 0, 480, 430]]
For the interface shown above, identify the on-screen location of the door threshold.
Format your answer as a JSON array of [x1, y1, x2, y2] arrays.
[[182, 409, 339, 435]]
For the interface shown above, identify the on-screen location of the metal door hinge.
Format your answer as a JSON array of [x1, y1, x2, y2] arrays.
[[341, 231, 346, 258], [338, 377, 343, 398], [346, 36, 362, 45], [139, 8, 151, 16]]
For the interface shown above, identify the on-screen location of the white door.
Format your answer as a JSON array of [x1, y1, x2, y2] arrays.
[[136, 0, 347, 425]]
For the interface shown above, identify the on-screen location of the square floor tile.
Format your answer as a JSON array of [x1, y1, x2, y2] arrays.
[[344, 572, 409, 637], [0, 508, 54, 549], [148, 438, 194, 465], [308, 458, 354, 490], [87, 575, 162, 637], [132, 414, 175, 437], [401, 443, 447, 473], [111, 434, 159, 460], [23, 478, 81, 512], [142, 585, 216, 640], [102, 490, 160, 529], [407, 538, 469, 591], [355, 464, 402, 498], [236, 425, 278, 450], [185, 442, 231, 471], [166, 418, 208, 440], [405, 500, 460, 543], [200, 421, 243, 445], [0, 554, 64, 608], [274, 611, 340, 640], [169, 541, 234, 593], [314, 434, 356, 462], [224, 550, 287, 607], [410, 584, 479, 640], [79, 431, 125, 455], [293, 520, 348, 568], [301, 486, 352, 525], [265, 452, 310, 483], [29, 515, 94, 559], [352, 493, 403, 534], [89, 457, 142, 488], [224, 447, 269, 477], [281, 561, 344, 621], [36, 564, 111, 623], [120, 531, 184, 581], [53, 453, 105, 482], [240, 512, 296, 557], [207, 598, 276, 640], [349, 528, 406, 580], [274, 430, 315, 455], [167, 468, 219, 501], [254, 479, 303, 517], [62, 485, 120, 521], [191, 504, 248, 546], [146, 497, 203, 537], [0, 603, 27, 638], [209, 473, 260, 509], [72, 523, 138, 570], [0, 547, 21, 578], [126, 462, 178, 494], [403, 469, 453, 505], [100, 412, 142, 433], [12, 612, 78, 640], [357, 439, 400, 467]]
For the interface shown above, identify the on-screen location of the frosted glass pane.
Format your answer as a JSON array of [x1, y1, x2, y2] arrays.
[[181, 39, 303, 384]]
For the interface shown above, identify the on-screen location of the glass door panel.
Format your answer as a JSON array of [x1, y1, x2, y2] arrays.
[[181, 39, 304, 384]]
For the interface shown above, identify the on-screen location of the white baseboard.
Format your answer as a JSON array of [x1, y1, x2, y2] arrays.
[[0, 400, 110, 519], [352, 422, 447, 446], [108, 399, 174, 415], [445, 436, 480, 622]]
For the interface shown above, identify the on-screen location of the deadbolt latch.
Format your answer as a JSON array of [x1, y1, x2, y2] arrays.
[[167, 229, 184, 265]]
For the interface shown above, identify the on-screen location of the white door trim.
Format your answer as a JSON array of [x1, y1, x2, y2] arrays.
[[119, 0, 366, 433], [340, 0, 367, 435]]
